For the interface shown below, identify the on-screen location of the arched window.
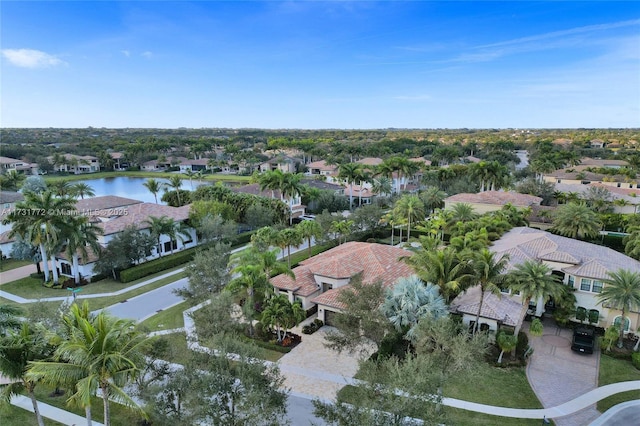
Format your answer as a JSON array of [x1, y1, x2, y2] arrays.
[[613, 316, 630, 332]]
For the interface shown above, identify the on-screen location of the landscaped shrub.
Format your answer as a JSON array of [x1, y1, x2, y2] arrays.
[[632, 352, 640, 370], [516, 331, 529, 358], [302, 319, 324, 335], [119, 248, 197, 283], [240, 335, 292, 354]]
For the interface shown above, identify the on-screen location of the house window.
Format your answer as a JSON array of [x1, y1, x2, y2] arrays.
[[163, 240, 178, 252], [592, 280, 603, 293], [322, 282, 333, 292], [580, 278, 603, 293], [61, 263, 72, 275], [613, 316, 630, 332], [567, 275, 575, 287], [580, 278, 592, 292]]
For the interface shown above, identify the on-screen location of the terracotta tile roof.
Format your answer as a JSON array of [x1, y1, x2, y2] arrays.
[[0, 230, 15, 244], [356, 157, 383, 166], [272, 242, 415, 309], [311, 287, 345, 309], [409, 157, 432, 166], [445, 191, 542, 207], [450, 286, 528, 327], [343, 185, 374, 198], [75, 196, 143, 212], [301, 179, 344, 192], [580, 157, 628, 167], [492, 227, 640, 280], [0, 156, 23, 165], [57, 246, 101, 265], [307, 160, 337, 172], [233, 183, 283, 199], [98, 203, 191, 235]]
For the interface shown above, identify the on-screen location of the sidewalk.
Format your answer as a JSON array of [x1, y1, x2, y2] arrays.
[[0, 264, 38, 284], [11, 395, 104, 426]]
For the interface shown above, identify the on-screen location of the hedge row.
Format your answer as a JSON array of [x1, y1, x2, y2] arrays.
[[240, 335, 292, 354], [119, 247, 198, 283]]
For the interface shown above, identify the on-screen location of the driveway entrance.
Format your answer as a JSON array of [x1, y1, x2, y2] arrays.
[[526, 317, 601, 426]]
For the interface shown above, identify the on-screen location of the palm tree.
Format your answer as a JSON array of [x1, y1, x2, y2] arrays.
[[420, 187, 446, 214], [70, 182, 95, 200], [183, 169, 197, 189], [296, 220, 322, 258], [166, 175, 184, 206], [27, 304, 149, 426], [551, 202, 602, 240], [330, 219, 354, 245], [257, 170, 280, 199], [405, 246, 471, 301], [598, 269, 640, 348], [227, 263, 269, 337], [144, 215, 172, 257], [353, 167, 372, 207], [381, 275, 448, 340], [509, 260, 566, 333], [338, 163, 362, 209], [261, 295, 304, 342], [0, 323, 54, 426], [143, 178, 162, 204], [163, 217, 193, 254], [496, 331, 518, 364], [279, 173, 304, 225], [470, 249, 510, 334], [49, 180, 73, 197], [371, 176, 392, 198], [0, 170, 26, 191], [277, 228, 303, 268], [2, 190, 77, 283], [393, 195, 425, 240], [0, 304, 23, 336], [64, 217, 103, 285], [447, 203, 479, 228]]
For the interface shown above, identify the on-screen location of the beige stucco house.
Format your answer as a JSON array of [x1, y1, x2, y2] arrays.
[[444, 191, 542, 214], [491, 227, 640, 334], [270, 242, 414, 325]]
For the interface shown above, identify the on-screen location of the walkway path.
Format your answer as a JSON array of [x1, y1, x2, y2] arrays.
[[0, 263, 38, 284], [526, 318, 601, 425], [10, 395, 104, 426]]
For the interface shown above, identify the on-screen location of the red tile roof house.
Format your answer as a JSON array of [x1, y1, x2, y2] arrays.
[[233, 183, 305, 219], [51, 196, 197, 281], [270, 242, 415, 326], [444, 191, 542, 215]]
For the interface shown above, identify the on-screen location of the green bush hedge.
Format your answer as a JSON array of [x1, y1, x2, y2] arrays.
[[632, 352, 640, 370], [119, 248, 197, 283], [240, 335, 292, 354]]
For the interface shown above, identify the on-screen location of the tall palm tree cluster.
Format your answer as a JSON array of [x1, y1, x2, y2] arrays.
[[2, 190, 102, 286], [0, 302, 151, 426], [255, 170, 304, 224]]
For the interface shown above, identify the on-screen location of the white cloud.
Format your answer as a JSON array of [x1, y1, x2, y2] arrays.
[[394, 94, 432, 101], [142, 51, 153, 58], [1, 49, 66, 68], [121, 50, 131, 57]]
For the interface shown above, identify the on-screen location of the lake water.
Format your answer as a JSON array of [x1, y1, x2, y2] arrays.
[[77, 176, 211, 204], [515, 150, 529, 170]]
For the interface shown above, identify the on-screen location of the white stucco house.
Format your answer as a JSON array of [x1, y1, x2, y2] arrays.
[[51, 196, 197, 281]]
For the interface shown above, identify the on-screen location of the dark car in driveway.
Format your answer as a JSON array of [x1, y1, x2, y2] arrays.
[[571, 326, 595, 354]]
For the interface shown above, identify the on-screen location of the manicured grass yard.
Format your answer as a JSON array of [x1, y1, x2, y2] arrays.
[[339, 362, 546, 425], [0, 402, 66, 426], [0, 258, 33, 272], [139, 301, 187, 331], [597, 354, 640, 412]]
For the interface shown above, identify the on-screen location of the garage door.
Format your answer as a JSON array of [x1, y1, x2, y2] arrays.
[[324, 310, 339, 327]]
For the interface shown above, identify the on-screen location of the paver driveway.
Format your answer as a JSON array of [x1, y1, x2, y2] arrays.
[[526, 318, 601, 426], [278, 324, 375, 401]]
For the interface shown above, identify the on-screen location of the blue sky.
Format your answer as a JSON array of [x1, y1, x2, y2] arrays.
[[2, 1, 639, 129]]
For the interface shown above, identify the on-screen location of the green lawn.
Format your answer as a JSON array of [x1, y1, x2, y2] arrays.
[[0, 258, 33, 272], [2, 266, 185, 300], [0, 402, 66, 426], [444, 364, 542, 408], [597, 354, 640, 412], [30, 384, 146, 426], [150, 332, 195, 366], [339, 362, 545, 425], [139, 301, 187, 331]]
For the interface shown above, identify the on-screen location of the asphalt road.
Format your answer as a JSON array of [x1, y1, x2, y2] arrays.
[[99, 278, 187, 321]]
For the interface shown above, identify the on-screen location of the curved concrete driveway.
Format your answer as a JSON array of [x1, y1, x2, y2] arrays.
[[526, 319, 601, 426]]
